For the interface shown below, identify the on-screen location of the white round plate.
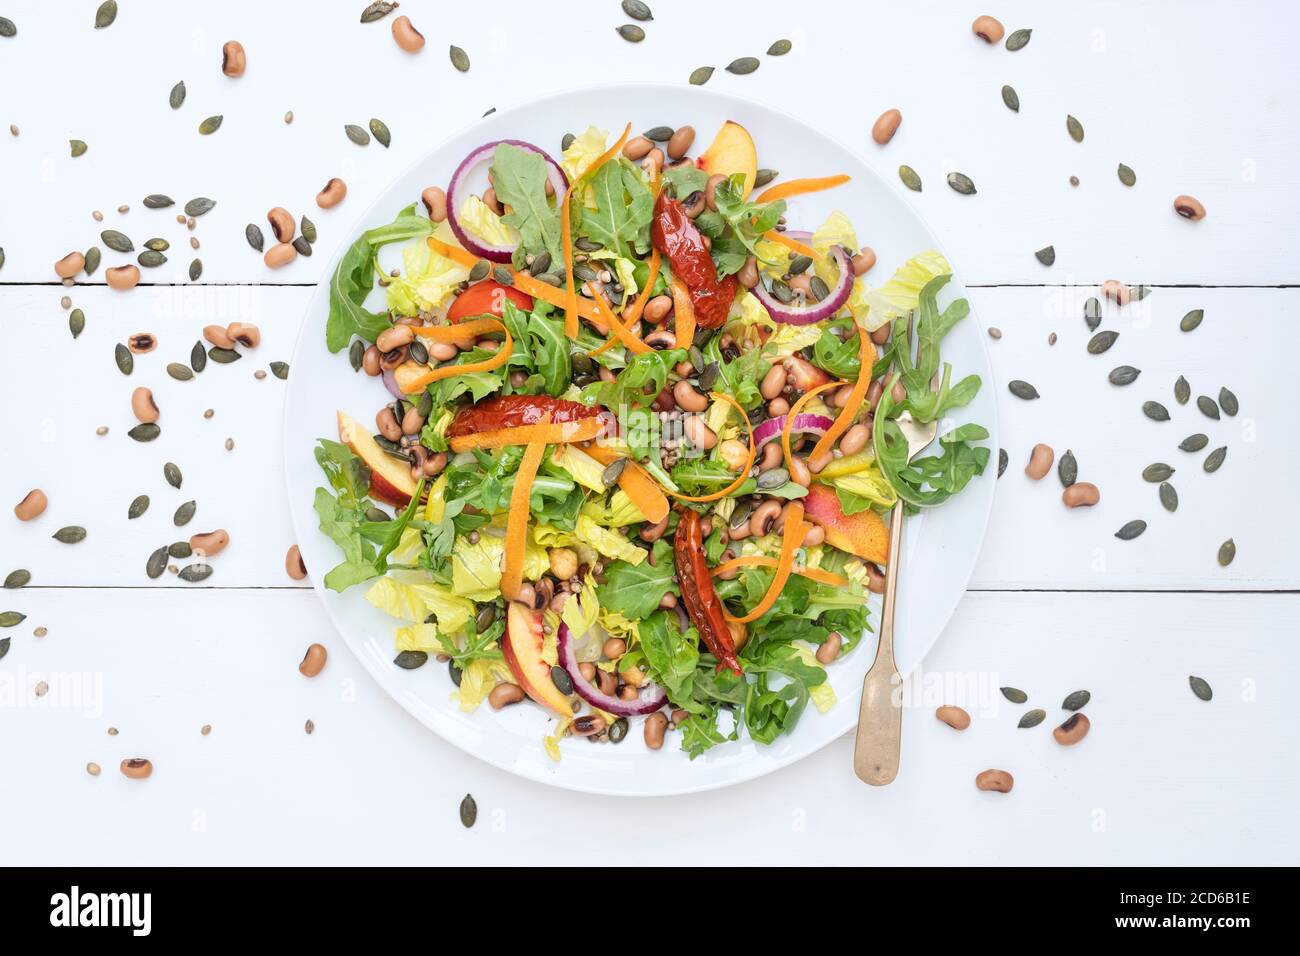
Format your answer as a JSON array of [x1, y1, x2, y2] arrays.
[[283, 83, 998, 796]]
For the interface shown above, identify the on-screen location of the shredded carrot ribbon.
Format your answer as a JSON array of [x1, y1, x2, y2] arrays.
[[710, 555, 847, 588], [425, 235, 479, 269], [781, 380, 845, 475], [762, 230, 817, 259], [590, 292, 652, 356], [724, 502, 808, 623], [448, 416, 604, 453], [411, 316, 502, 345], [563, 123, 632, 338], [671, 277, 695, 353], [756, 174, 851, 204], [810, 327, 874, 462], [502, 415, 550, 602], [590, 246, 660, 358], [583, 443, 670, 524], [394, 318, 513, 394], [664, 392, 756, 503]]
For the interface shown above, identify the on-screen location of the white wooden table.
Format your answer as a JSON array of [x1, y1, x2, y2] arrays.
[[2, 0, 1297, 865]]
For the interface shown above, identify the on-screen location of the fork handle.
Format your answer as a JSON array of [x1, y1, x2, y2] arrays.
[[853, 498, 906, 785]]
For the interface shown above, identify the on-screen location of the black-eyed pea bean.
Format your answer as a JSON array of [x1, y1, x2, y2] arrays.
[[1062, 482, 1100, 508], [375, 324, 414, 352], [972, 15, 1005, 43], [759, 441, 784, 471], [120, 758, 153, 780], [801, 524, 825, 547], [976, 769, 1014, 793], [204, 324, 236, 349], [622, 136, 653, 160], [936, 705, 971, 730], [578, 662, 597, 682], [644, 329, 677, 350], [428, 341, 459, 362], [189, 529, 229, 557], [227, 322, 260, 348], [1173, 195, 1206, 221], [789, 456, 811, 487], [595, 668, 617, 696], [571, 714, 606, 737], [673, 380, 708, 412], [738, 255, 759, 289], [643, 294, 673, 323], [316, 177, 347, 209], [675, 360, 695, 378], [489, 682, 525, 709], [423, 452, 448, 477], [362, 344, 382, 376], [815, 631, 842, 664], [871, 323, 892, 345], [221, 40, 246, 77], [831, 384, 856, 408], [264, 242, 297, 268], [299, 643, 327, 677], [1053, 713, 1090, 745], [285, 544, 307, 580], [548, 591, 568, 614], [105, 265, 140, 290], [671, 709, 688, 726], [871, 109, 902, 145], [1101, 279, 1130, 306], [401, 405, 426, 435], [131, 387, 159, 424], [728, 620, 749, 651], [375, 406, 401, 441], [619, 666, 645, 688], [602, 637, 626, 660], [760, 363, 788, 400], [641, 148, 664, 178], [14, 489, 48, 521], [658, 592, 677, 609], [422, 186, 447, 221], [482, 187, 503, 216], [866, 562, 886, 594], [267, 207, 294, 243], [891, 379, 907, 404], [643, 712, 668, 750], [807, 451, 832, 474], [788, 274, 812, 297], [1024, 443, 1054, 480], [618, 685, 639, 701], [682, 415, 717, 451], [767, 396, 790, 417], [667, 125, 695, 160], [852, 246, 877, 276], [704, 173, 726, 211], [749, 500, 783, 537], [839, 423, 871, 456], [54, 251, 85, 278], [682, 189, 706, 218], [866, 379, 885, 410], [391, 15, 425, 52], [639, 515, 669, 542]]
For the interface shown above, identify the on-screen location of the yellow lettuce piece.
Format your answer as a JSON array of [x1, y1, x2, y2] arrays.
[[550, 444, 607, 493], [860, 249, 952, 331], [560, 126, 608, 182], [579, 490, 645, 527], [723, 291, 774, 351], [561, 574, 600, 639], [388, 526, 426, 566], [588, 251, 639, 305], [598, 609, 641, 650], [810, 210, 874, 330], [458, 194, 519, 248], [451, 531, 550, 600], [574, 514, 646, 565], [394, 623, 442, 652], [794, 645, 837, 713], [544, 715, 573, 761], [454, 658, 515, 712], [829, 469, 898, 510], [386, 232, 470, 316], [762, 323, 823, 361], [367, 574, 476, 633]]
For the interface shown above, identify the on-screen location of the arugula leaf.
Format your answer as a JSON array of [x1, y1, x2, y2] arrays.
[[580, 347, 686, 411], [527, 311, 570, 396], [712, 174, 786, 265], [703, 333, 768, 410], [679, 709, 736, 759], [661, 163, 710, 199], [581, 158, 654, 257], [595, 539, 677, 619], [491, 143, 562, 262], [669, 459, 806, 500], [813, 318, 865, 380], [874, 378, 990, 510], [637, 611, 699, 703], [314, 439, 371, 508]]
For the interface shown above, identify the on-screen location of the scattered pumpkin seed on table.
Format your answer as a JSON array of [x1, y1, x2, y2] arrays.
[[146, 547, 168, 579], [622, 0, 654, 20], [1088, 330, 1119, 354], [4, 570, 30, 589], [767, 38, 792, 56], [1196, 395, 1220, 419], [997, 448, 1008, 478], [0, 17, 16, 38], [185, 197, 216, 217], [138, 250, 166, 268], [1118, 163, 1137, 186], [1109, 365, 1141, 386], [369, 118, 391, 147], [1180, 309, 1204, 332], [345, 124, 370, 146], [0, 611, 26, 627], [1035, 245, 1055, 266], [899, 165, 923, 191], [70, 309, 85, 339], [1001, 85, 1019, 111], [144, 194, 174, 209], [84, 247, 101, 274], [617, 24, 645, 42], [1218, 387, 1238, 416], [128, 495, 150, 519], [115, 344, 133, 375], [94, 1, 117, 29], [179, 564, 212, 583], [1005, 28, 1032, 51], [1142, 462, 1174, 482], [1189, 675, 1214, 700], [300, 216, 317, 243], [1217, 539, 1236, 567], [727, 57, 760, 75], [53, 526, 87, 544], [168, 541, 191, 559], [360, 1, 399, 22], [128, 423, 160, 442], [174, 501, 196, 526], [1180, 433, 1209, 452], [70, 139, 88, 157], [1018, 709, 1046, 728], [0, 637, 9, 660], [1204, 446, 1228, 473], [449, 45, 470, 72], [198, 115, 223, 135], [1058, 450, 1077, 487], [1115, 519, 1147, 540], [102, 229, 133, 252], [1062, 690, 1091, 711], [1083, 297, 1102, 331], [1143, 401, 1170, 422], [209, 347, 240, 364], [246, 224, 265, 251], [1174, 375, 1190, 405], [270, 361, 289, 380], [293, 236, 312, 257], [1066, 115, 1085, 142], [1008, 380, 1039, 400], [167, 363, 194, 382], [459, 793, 477, 828], [689, 66, 714, 86], [169, 81, 186, 109], [1000, 687, 1028, 704], [947, 172, 976, 195], [394, 650, 427, 669], [1159, 482, 1178, 512], [164, 463, 183, 489]]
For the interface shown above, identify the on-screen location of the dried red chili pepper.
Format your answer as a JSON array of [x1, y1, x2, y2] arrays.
[[650, 192, 738, 330], [672, 507, 742, 674], [447, 395, 598, 438]]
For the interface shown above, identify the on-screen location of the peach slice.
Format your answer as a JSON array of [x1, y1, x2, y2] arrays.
[[337, 410, 418, 507], [503, 602, 572, 715], [802, 484, 889, 565], [697, 121, 758, 199]]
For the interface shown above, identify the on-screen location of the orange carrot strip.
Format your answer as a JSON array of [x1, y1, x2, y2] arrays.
[[590, 246, 660, 357], [426, 235, 480, 269], [810, 327, 874, 462], [671, 277, 695, 353], [583, 444, 670, 524], [724, 502, 807, 624], [590, 292, 652, 356], [563, 123, 632, 338], [710, 555, 847, 588], [781, 380, 845, 475], [502, 415, 551, 601], [393, 320, 513, 394], [756, 174, 851, 204], [762, 230, 817, 259], [664, 392, 756, 503], [411, 316, 504, 345], [448, 416, 604, 453]]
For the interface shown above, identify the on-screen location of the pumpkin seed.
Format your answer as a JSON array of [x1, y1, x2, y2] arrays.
[[189, 258, 202, 281], [787, 254, 812, 275], [1142, 462, 1174, 482], [617, 24, 645, 42], [128, 423, 160, 442], [698, 361, 720, 391], [198, 115, 223, 135], [348, 339, 365, 372], [898, 165, 923, 192], [0, 17, 15, 37], [270, 361, 290, 380], [178, 563, 212, 583], [528, 251, 552, 276], [1062, 690, 1091, 711], [1035, 245, 1055, 266], [245, 223, 265, 252], [185, 197, 215, 217], [1203, 446, 1228, 473], [208, 347, 241, 364], [1179, 433, 1208, 452], [1000, 687, 1028, 704], [143, 194, 174, 209], [1109, 365, 1141, 386], [168, 541, 192, 559], [1008, 380, 1039, 400], [101, 229, 133, 252], [344, 123, 370, 146], [363, 117, 392, 148], [1087, 330, 1119, 354], [1189, 675, 1213, 701], [550, 664, 574, 695], [94, 1, 117, 29], [689, 66, 714, 86], [53, 526, 87, 544], [808, 276, 830, 302], [292, 236, 312, 257], [1218, 387, 1238, 417], [767, 38, 792, 56], [1180, 309, 1204, 332], [0, 611, 25, 627], [84, 246, 101, 275], [1196, 395, 1220, 419], [164, 462, 183, 489], [753, 168, 778, 189], [144, 237, 169, 252], [492, 265, 513, 285], [459, 793, 477, 828], [1018, 709, 1046, 728], [1173, 375, 1190, 405], [394, 650, 428, 669], [601, 458, 628, 488], [1115, 519, 1147, 541], [622, 0, 654, 20], [1217, 539, 1235, 568], [757, 468, 790, 490], [4, 570, 30, 589], [128, 495, 150, 519], [173, 500, 196, 526], [70, 139, 88, 157], [1058, 449, 1077, 487], [146, 547, 168, 579], [727, 57, 760, 75], [1117, 163, 1136, 187], [0, 637, 8, 659], [997, 447, 1008, 478], [70, 309, 85, 339], [115, 344, 133, 375], [468, 258, 490, 283], [1066, 115, 1084, 143], [947, 172, 977, 195], [359, 1, 399, 23], [138, 249, 166, 268], [1005, 28, 1032, 51], [169, 80, 186, 109], [1001, 85, 1020, 112], [166, 362, 193, 382], [1143, 401, 1170, 422], [449, 45, 470, 72], [609, 716, 630, 743], [560, 132, 577, 151], [300, 216, 317, 244], [1083, 296, 1102, 331], [1159, 481, 1178, 512]]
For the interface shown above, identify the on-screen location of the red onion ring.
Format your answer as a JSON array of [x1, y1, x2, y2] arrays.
[[445, 140, 569, 263], [557, 623, 668, 717], [381, 369, 404, 400], [752, 413, 835, 450], [753, 243, 853, 325]]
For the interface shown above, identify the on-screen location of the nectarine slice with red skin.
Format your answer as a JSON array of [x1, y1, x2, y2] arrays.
[[697, 121, 758, 199], [336, 410, 418, 507], [503, 602, 573, 715], [803, 484, 889, 565]]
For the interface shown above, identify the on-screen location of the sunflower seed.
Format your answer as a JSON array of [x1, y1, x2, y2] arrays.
[[1180, 433, 1208, 452], [178, 563, 212, 583], [617, 24, 645, 42], [1217, 539, 1235, 567], [1158, 481, 1178, 512], [70, 309, 85, 339], [1062, 690, 1090, 711], [1035, 245, 1055, 266], [146, 547, 168, 579], [1109, 365, 1141, 386], [1196, 395, 1220, 419], [245, 224, 265, 252], [0, 611, 25, 627], [689, 66, 714, 86], [292, 236, 312, 257], [727, 56, 760, 75], [270, 361, 290, 380], [0, 17, 15, 37], [166, 362, 193, 382], [1204, 446, 1228, 473], [1087, 330, 1119, 354], [449, 45, 470, 72], [1066, 115, 1084, 143], [997, 448, 1008, 478], [1117, 163, 1136, 187], [899, 165, 923, 192], [1180, 309, 1204, 332], [1143, 401, 1170, 422], [360, 1, 399, 23], [947, 172, 977, 195], [1001, 85, 1020, 112], [168, 541, 191, 559], [94, 1, 117, 28], [1018, 709, 1046, 728], [1000, 687, 1028, 704], [753, 168, 778, 189], [208, 347, 241, 364], [767, 38, 792, 56], [1218, 387, 1238, 417], [1005, 28, 1032, 51], [128, 495, 150, 519], [128, 423, 160, 442], [1189, 675, 1213, 701], [137, 249, 166, 268], [185, 197, 215, 217], [4, 570, 30, 589], [53, 526, 87, 544], [164, 462, 183, 489], [173, 501, 196, 526], [1008, 380, 1039, 400], [1142, 463, 1174, 482], [394, 650, 427, 669], [115, 343, 133, 375], [459, 793, 477, 828], [1115, 519, 1147, 540], [198, 115, 223, 135], [1058, 449, 1077, 487], [101, 229, 133, 252], [300, 216, 317, 243], [84, 247, 101, 275]]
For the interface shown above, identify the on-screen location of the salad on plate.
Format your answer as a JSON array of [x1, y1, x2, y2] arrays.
[[313, 118, 989, 760]]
